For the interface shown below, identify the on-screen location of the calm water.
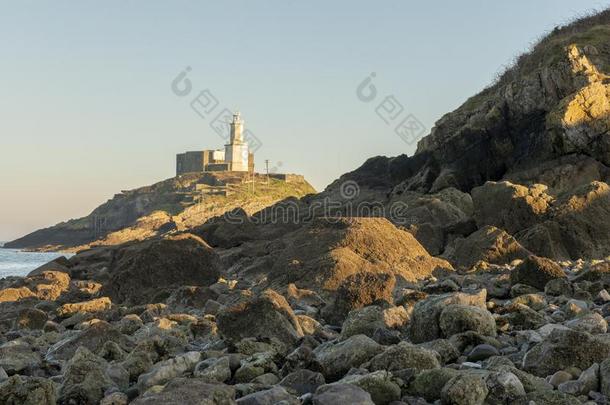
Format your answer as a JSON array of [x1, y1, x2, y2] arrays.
[[0, 243, 73, 278]]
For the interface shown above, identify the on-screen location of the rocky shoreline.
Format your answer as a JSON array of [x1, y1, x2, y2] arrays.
[[1, 242, 610, 404]]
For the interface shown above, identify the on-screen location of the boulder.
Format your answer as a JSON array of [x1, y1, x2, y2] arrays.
[[441, 373, 489, 405], [443, 226, 530, 269], [313, 334, 383, 381], [137, 351, 201, 391], [0, 271, 70, 303], [509, 255, 565, 290], [0, 375, 56, 405], [467, 344, 500, 362], [101, 233, 222, 305], [439, 304, 496, 338], [564, 312, 608, 334], [339, 306, 386, 340], [193, 356, 231, 383], [324, 273, 395, 324], [522, 328, 610, 376], [408, 368, 461, 401], [131, 378, 235, 404], [518, 182, 610, 260], [409, 290, 487, 343], [46, 321, 134, 361], [471, 181, 551, 235], [312, 383, 374, 405], [236, 386, 298, 405], [484, 371, 526, 403], [165, 286, 218, 310], [368, 342, 440, 372], [600, 357, 610, 396], [0, 340, 42, 375], [334, 371, 401, 405], [216, 289, 303, 349], [419, 339, 460, 364], [15, 308, 48, 330], [59, 346, 116, 405], [56, 297, 112, 318], [280, 369, 326, 396], [267, 217, 452, 292]]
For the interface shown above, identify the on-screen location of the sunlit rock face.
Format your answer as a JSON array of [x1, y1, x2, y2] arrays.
[[320, 13, 610, 260], [331, 16, 610, 197]]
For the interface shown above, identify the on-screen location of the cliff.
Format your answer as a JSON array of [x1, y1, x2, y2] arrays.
[[5, 172, 315, 252]]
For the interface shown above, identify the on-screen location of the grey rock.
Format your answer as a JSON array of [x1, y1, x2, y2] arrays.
[[280, 369, 325, 396], [312, 383, 374, 405], [467, 344, 500, 362], [484, 370, 526, 403], [137, 351, 201, 391], [522, 328, 610, 377], [193, 356, 232, 383], [59, 346, 117, 405], [439, 305, 496, 338], [313, 334, 383, 381], [548, 370, 573, 387], [565, 312, 608, 334], [441, 373, 488, 405], [334, 370, 401, 405], [369, 342, 441, 372], [0, 375, 56, 405], [236, 386, 298, 405], [130, 378, 235, 404], [409, 290, 487, 343]]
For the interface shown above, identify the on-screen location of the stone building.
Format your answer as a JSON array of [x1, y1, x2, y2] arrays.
[[176, 112, 254, 176]]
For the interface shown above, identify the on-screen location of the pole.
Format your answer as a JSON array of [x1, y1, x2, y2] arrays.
[[265, 159, 270, 185]]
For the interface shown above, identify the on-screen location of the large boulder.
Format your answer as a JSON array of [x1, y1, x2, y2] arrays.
[[515, 182, 610, 260], [438, 304, 496, 338], [509, 255, 566, 290], [59, 347, 117, 405], [407, 368, 461, 401], [56, 297, 112, 318], [216, 289, 303, 349], [471, 181, 551, 235], [236, 386, 298, 405], [368, 342, 440, 371], [339, 305, 409, 340], [443, 226, 530, 269], [131, 378, 236, 404], [312, 384, 374, 405], [408, 290, 487, 343], [313, 334, 383, 381], [266, 217, 452, 293], [137, 351, 201, 392], [0, 340, 42, 375], [333, 371, 401, 405], [100, 233, 222, 305], [324, 273, 395, 325], [280, 369, 326, 396], [0, 375, 56, 405], [441, 373, 489, 405], [522, 328, 610, 376], [0, 271, 71, 303], [46, 321, 134, 361], [387, 187, 475, 255]]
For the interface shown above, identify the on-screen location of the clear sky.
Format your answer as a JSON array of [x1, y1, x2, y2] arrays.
[[1, 0, 609, 241]]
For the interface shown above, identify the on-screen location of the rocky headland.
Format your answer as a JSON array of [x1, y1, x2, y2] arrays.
[[1, 9, 610, 405]]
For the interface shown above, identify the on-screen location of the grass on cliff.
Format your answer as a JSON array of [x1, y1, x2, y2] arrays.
[[460, 8, 610, 114]]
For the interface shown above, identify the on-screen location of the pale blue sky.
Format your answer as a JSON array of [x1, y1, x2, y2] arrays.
[[1, 0, 609, 241]]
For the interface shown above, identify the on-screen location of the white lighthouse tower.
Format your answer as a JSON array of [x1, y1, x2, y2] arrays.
[[224, 112, 249, 172]]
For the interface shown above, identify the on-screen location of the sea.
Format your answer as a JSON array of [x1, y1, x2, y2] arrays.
[[0, 242, 73, 278]]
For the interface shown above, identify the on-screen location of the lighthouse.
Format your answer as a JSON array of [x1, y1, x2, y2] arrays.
[[224, 112, 249, 172]]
